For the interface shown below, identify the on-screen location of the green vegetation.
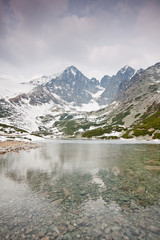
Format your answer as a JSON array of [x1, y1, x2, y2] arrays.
[[82, 125, 125, 138], [54, 119, 99, 136], [0, 123, 27, 133], [148, 84, 158, 92], [135, 103, 160, 131], [135, 113, 141, 118], [135, 96, 141, 101], [112, 105, 133, 125], [153, 133, 160, 139], [82, 127, 106, 138], [133, 129, 154, 137], [100, 136, 119, 140], [121, 129, 133, 139], [122, 102, 160, 139], [60, 113, 73, 120]]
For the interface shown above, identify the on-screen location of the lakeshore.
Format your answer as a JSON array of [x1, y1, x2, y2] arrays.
[[0, 140, 39, 155]]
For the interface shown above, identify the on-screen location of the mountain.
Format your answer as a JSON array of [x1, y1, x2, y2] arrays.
[[81, 62, 160, 140], [7, 65, 136, 108], [98, 66, 135, 105], [45, 66, 101, 106], [0, 63, 160, 140], [0, 74, 33, 99]]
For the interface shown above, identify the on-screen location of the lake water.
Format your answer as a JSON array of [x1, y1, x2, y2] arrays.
[[0, 140, 160, 239]]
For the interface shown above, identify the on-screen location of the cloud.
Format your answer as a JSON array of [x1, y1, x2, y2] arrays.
[[0, 0, 160, 81]]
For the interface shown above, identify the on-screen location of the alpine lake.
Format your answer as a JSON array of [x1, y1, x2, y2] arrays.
[[0, 139, 160, 240]]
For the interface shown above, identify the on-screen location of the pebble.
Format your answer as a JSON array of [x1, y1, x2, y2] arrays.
[[41, 237, 50, 240], [76, 234, 81, 238], [149, 225, 159, 233], [68, 224, 74, 232], [21, 234, 25, 239], [0, 159, 160, 240], [125, 227, 133, 238], [111, 224, 121, 231], [105, 228, 111, 234]]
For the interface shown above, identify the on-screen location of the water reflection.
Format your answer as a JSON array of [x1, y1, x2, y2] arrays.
[[0, 140, 160, 239]]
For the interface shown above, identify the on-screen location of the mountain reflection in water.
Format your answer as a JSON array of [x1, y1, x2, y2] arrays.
[[0, 140, 160, 239]]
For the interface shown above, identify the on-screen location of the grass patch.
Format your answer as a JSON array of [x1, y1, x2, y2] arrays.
[[122, 130, 133, 139], [112, 105, 133, 125], [100, 136, 120, 140], [135, 113, 141, 118], [153, 132, 160, 139], [133, 129, 153, 137], [82, 125, 126, 138], [0, 123, 27, 133]]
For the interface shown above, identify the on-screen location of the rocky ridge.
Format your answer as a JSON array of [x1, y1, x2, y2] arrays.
[[0, 62, 160, 140]]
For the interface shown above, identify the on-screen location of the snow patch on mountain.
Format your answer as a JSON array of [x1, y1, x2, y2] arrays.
[[85, 86, 105, 100], [75, 99, 106, 112], [29, 73, 61, 86], [0, 74, 33, 98], [120, 65, 130, 74]]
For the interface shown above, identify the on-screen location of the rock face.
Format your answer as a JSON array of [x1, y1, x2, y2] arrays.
[[0, 62, 160, 138], [45, 66, 100, 106], [116, 62, 160, 103], [5, 65, 136, 108], [99, 66, 135, 105]]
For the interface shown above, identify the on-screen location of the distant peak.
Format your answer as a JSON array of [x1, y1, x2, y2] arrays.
[[118, 65, 135, 75], [64, 66, 80, 77], [66, 65, 78, 71], [155, 62, 160, 68], [121, 65, 131, 70]]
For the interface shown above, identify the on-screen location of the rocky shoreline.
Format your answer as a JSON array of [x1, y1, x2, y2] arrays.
[[0, 141, 39, 154]]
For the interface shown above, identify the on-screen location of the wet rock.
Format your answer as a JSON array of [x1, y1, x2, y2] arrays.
[[58, 225, 68, 234], [125, 227, 133, 238], [137, 186, 146, 193], [123, 236, 129, 240], [39, 231, 46, 237], [76, 219, 83, 226], [111, 224, 121, 231], [112, 186, 118, 191], [101, 222, 108, 230], [111, 231, 120, 240], [96, 215, 103, 221], [104, 234, 111, 240], [130, 201, 139, 210], [80, 190, 86, 196], [76, 234, 81, 238], [25, 227, 32, 234], [149, 225, 159, 233], [63, 188, 71, 197], [105, 227, 111, 234], [93, 228, 102, 237], [63, 233, 72, 240], [82, 216, 89, 224], [53, 232, 59, 238], [53, 226, 59, 235], [41, 237, 50, 240], [68, 224, 74, 232]]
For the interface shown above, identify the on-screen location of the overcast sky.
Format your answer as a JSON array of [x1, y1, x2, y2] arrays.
[[0, 0, 160, 82]]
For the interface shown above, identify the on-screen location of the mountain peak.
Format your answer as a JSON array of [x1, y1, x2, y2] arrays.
[[119, 65, 135, 75], [64, 66, 79, 77]]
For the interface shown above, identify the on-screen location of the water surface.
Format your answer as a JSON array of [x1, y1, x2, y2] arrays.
[[0, 140, 160, 239]]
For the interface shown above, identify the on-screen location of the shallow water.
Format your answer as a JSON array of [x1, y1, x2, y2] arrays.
[[0, 140, 160, 239]]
